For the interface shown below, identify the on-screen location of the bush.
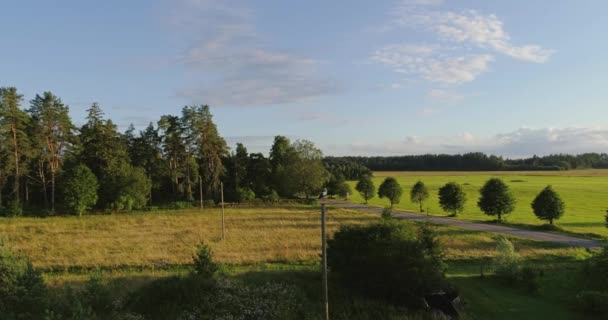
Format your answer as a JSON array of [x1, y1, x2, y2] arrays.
[[327, 222, 446, 309], [0, 199, 23, 217], [0, 243, 47, 319], [381, 207, 393, 220], [493, 236, 521, 283], [163, 201, 194, 210], [62, 164, 99, 216], [237, 187, 256, 202], [582, 246, 608, 290], [178, 280, 305, 320], [520, 266, 539, 293], [192, 242, 218, 279], [575, 291, 608, 314]]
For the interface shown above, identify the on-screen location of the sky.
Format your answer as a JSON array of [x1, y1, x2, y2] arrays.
[[2, 0, 608, 158]]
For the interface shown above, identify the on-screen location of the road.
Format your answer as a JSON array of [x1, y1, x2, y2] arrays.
[[325, 200, 604, 249]]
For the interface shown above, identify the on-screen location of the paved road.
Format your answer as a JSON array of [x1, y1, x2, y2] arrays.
[[326, 200, 604, 249]]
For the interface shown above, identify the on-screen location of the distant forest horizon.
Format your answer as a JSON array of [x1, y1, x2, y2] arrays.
[[325, 152, 608, 174]]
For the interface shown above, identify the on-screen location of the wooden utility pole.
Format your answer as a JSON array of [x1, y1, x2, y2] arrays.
[[199, 176, 203, 210], [221, 182, 225, 241], [321, 203, 329, 320]]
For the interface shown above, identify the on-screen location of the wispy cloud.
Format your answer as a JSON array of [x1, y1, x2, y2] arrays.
[[372, 1, 553, 86], [167, 0, 337, 107], [372, 45, 493, 84]]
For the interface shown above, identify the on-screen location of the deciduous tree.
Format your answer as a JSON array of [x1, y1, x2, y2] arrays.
[[355, 175, 375, 204], [531, 185, 565, 225], [410, 180, 429, 212], [478, 178, 515, 222], [438, 182, 467, 217], [378, 177, 403, 208]]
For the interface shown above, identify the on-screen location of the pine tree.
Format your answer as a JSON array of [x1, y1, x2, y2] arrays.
[[28, 92, 74, 212], [0, 87, 31, 214]]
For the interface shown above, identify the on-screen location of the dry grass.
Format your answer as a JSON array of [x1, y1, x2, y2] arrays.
[[0, 206, 378, 270]]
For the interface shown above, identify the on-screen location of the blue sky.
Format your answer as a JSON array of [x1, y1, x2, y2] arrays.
[[2, 0, 608, 157]]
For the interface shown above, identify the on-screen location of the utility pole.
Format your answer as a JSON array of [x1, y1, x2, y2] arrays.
[[199, 176, 203, 210], [221, 182, 225, 241], [321, 203, 329, 320]]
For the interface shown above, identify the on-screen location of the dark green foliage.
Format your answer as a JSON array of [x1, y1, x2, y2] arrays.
[[531, 185, 565, 225], [237, 187, 255, 202], [574, 291, 608, 314], [323, 157, 372, 180], [326, 174, 351, 199], [410, 180, 429, 212], [377, 177, 403, 208], [62, 164, 98, 216], [327, 222, 446, 309], [355, 175, 375, 204], [335, 152, 608, 171], [438, 182, 467, 217], [192, 242, 218, 279], [0, 243, 47, 319], [583, 246, 608, 290], [381, 207, 393, 220], [520, 266, 539, 293], [105, 165, 152, 212], [478, 178, 516, 222]]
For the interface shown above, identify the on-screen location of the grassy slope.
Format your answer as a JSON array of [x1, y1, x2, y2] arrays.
[[348, 170, 608, 237], [0, 205, 598, 319]]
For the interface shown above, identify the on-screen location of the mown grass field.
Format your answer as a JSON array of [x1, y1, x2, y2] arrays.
[[347, 170, 608, 238], [0, 205, 600, 319]]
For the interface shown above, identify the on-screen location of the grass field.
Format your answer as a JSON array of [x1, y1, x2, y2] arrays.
[[0, 205, 600, 319], [347, 170, 608, 238]]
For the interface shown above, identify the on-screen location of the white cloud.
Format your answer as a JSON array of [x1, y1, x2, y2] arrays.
[[333, 127, 608, 157], [168, 0, 337, 107], [392, 4, 554, 63], [433, 11, 554, 63], [372, 45, 492, 84]]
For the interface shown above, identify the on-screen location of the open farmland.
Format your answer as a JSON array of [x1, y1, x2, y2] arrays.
[[0, 204, 597, 319], [348, 170, 608, 238]]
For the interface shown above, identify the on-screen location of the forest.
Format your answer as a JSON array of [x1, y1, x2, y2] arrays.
[[0, 87, 335, 216], [334, 152, 608, 171]]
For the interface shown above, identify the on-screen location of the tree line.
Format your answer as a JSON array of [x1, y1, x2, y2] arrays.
[[0, 87, 331, 216], [356, 175, 566, 225], [337, 152, 608, 171]]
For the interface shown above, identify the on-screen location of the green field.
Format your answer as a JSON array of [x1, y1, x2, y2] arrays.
[[0, 205, 600, 319], [348, 170, 608, 238]]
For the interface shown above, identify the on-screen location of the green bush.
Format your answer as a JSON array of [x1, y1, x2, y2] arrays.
[[192, 242, 218, 279], [327, 222, 446, 309], [575, 291, 608, 314], [0, 243, 47, 319], [520, 266, 539, 293], [163, 201, 194, 210], [1, 199, 23, 217], [381, 207, 393, 220], [583, 246, 608, 290], [62, 164, 98, 216], [237, 187, 256, 202], [493, 236, 521, 283]]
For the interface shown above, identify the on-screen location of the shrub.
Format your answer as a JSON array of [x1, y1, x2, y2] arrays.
[[1, 199, 23, 217], [583, 246, 608, 290], [192, 242, 218, 279], [0, 243, 47, 319], [575, 291, 608, 314], [381, 207, 393, 220], [493, 236, 521, 283], [605, 209, 608, 227], [62, 164, 98, 216], [327, 222, 446, 309], [237, 187, 256, 202], [520, 266, 539, 293]]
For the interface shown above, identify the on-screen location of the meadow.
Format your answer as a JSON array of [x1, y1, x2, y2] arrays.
[[0, 205, 599, 319], [348, 170, 608, 238]]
